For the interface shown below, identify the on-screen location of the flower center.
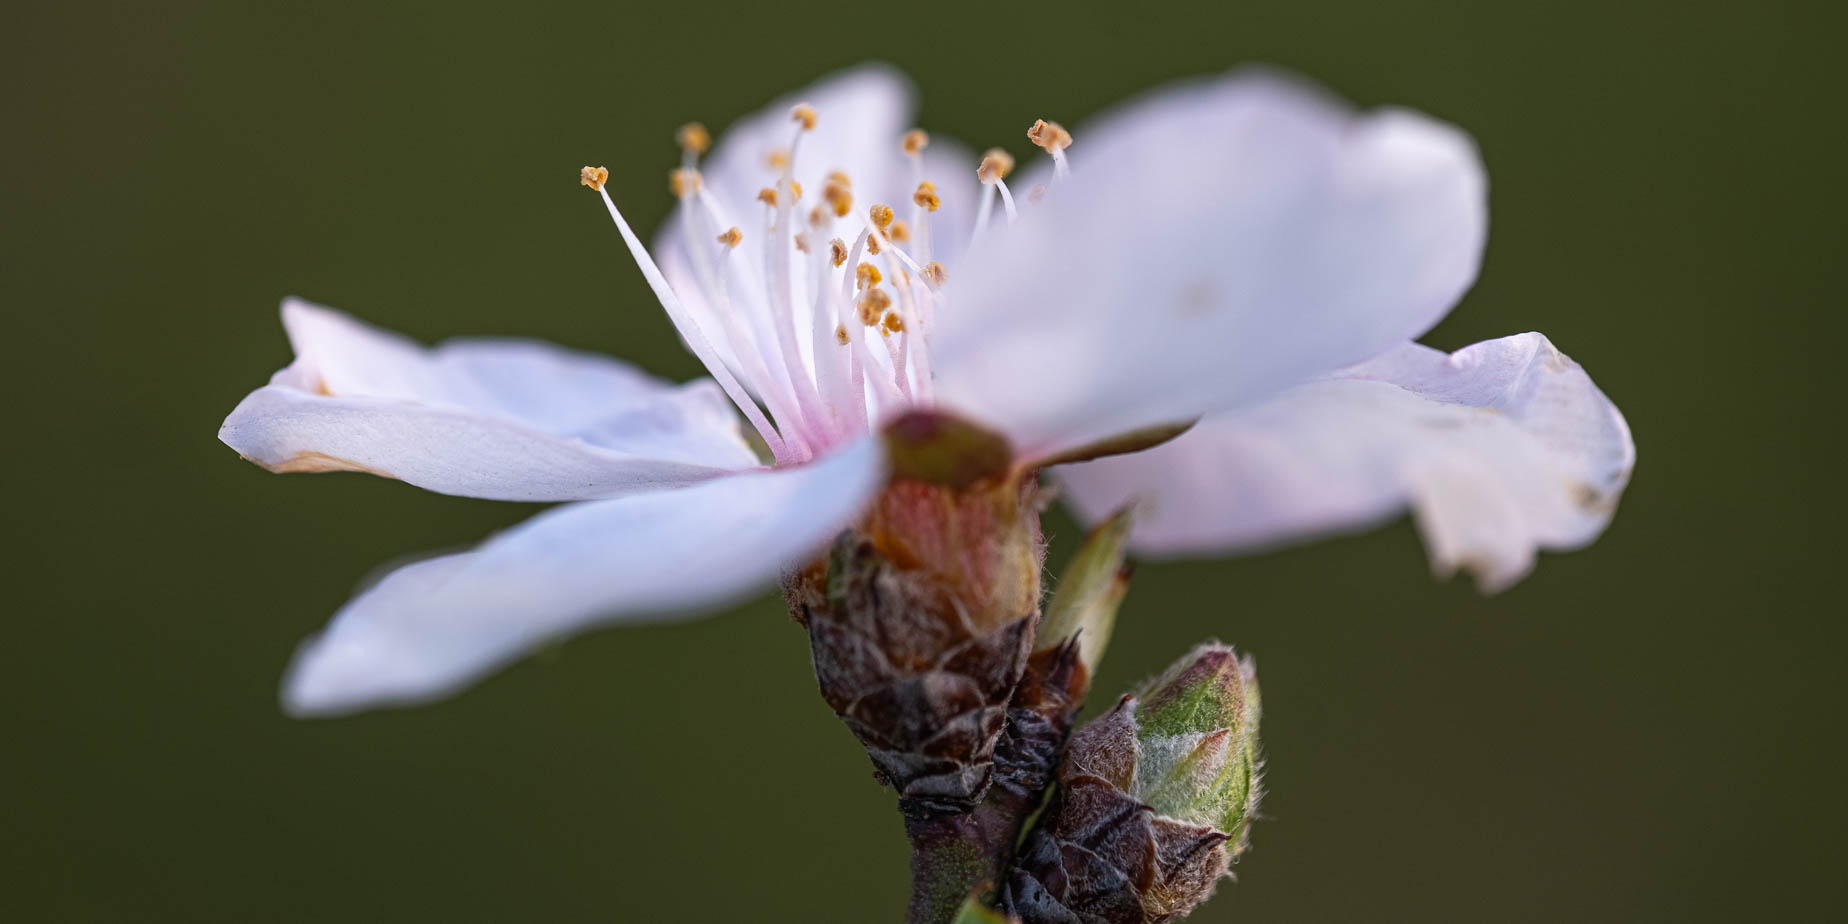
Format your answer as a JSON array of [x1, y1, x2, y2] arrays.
[[581, 102, 1070, 467]]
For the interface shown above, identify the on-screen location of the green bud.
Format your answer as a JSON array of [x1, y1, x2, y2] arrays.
[[1132, 642, 1262, 843], [1005, 643, 1263, 924]]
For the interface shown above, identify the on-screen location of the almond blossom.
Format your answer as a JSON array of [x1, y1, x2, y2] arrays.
[[219, 64, 1633, 716]]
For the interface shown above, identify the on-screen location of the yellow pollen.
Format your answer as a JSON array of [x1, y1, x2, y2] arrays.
[[857, 288, 892, 325], [826, 169, 852, 188], [808, 205, 829, 227], [866, 234, 883, 255], [579, 165, 609, 191], [669, 168, 702, 199], [757, 187, 778, 206], [829, 238, 849, 266], [767, 147, 791, 170], [883, 311, 905, 333], [870, 203, 895, 230], [675, 122, 711, 156], [788, 180, 803, 200], [716, 226, 742, 247], [902, 129, 930, 155], [912, 181, 941, 212], [977, 148, 1014, 183], [1027, 118, 1072, 152], [889, 220, 911, 242], [856, 262, 883, 289], [794, 233, 811, 254], [922, 261, 948, 286], [791, 103, 818, 131], [835, 324, 850, 345], [824, 182, 853, 217]]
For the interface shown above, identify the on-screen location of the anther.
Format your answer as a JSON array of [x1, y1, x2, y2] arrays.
[[670, 168, 702, 199], [912, 181, 941, 212], [808, 205, 829, 227], [579, 165, 609, 191], [856, 262, 883, 289], [794, 233, 811, 254], [791, 103, 818, 131], [922, 261, 948, 286], [829, 238, 849, 267], [716, 226, 742, 248], [827, 170, 852, 188], [889, 221, 911, 243], [870, 203, 895, 230], [835, 324, 850, 345], [788, 180, 803, 200], [824, 181, 854, 217], [1027, 119, 1072, 152], [857, 288, 892, 325], [902, 129, 930, 155], [977, 149, 1014, 184], [882, 311, 905, 333], [757, 187, 778, 207], [675, 122, 712, 156], [865, 234, 883, 255], [767, 147, 791, 170]]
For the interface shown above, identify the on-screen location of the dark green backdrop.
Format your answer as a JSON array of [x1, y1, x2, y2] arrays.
[[5, 1, 1839, 920]]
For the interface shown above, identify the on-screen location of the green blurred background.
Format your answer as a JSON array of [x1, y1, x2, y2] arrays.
[[5, 1, 1840, 920]]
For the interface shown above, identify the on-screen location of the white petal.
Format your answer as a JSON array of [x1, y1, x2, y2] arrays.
[[1057, 333, 1634, 591], [931, 69, 1488, 460], [219, 299, 759, 501], [283, 435, 886, 716]]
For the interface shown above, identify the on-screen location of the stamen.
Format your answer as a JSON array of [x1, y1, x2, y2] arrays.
[[791, 103, 818, 131], [902, 129, 930, 155], [857, 287, 892, 325], [865, 234, 883, 255], [670, 168, 702, 199], [581, 167, 792, 462], [835, 324, 849, 345], [716, 226, 742, 247], [1028, 118, 1073, 179], [856, 262, 883, 289], [889, 221, 911, 243], [912, 181, 941, 212], [869, 203, 895, 231], [757, 187, 778, 207], [823, 177, 854, 217], [808, 205, 829, 228], [922, 261, 948, 286], [793, 233, 811, 254], [882, 312, 905, 333], [676, 122, 712, 157], [977, 148, 1014, 184], [829, 238, 849, 267], [766, 147, 791, 170], [788, 180, 804, 200]]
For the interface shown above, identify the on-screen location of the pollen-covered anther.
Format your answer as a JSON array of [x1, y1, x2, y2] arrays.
[[889, 221, 911, 243], [808, 205, 829, 228], [912, 181, 941, 212], [675, 122, 711, 156], [789, 180, 803, 200], [757, 187, 778, 207], [869, 203, 895, 231], [857, 287, 892, 325], [794, 233, 811, 254], [824, 180, 854, 217], [791, 103, 818, 131], [766, 147, 791, 170], [835, 324, 850, 345], [902, 129, 930, 155], [882, 311, 905, 333], [866, 234, 882, 255], [829, 238, 849, 267], [579, 165, 609, 191], [669, 168, 702, 199], [716, 226, 743, 248], [922, 261, 948, 286], [977, 148, 1015, 184], [1028, 118, 1073, 152], [856, 262, 883, 290]]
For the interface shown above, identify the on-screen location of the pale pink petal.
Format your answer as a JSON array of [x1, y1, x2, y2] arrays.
[[931, 69, 1488, 461], [283, 435, 886, 716], [219, 299, 759, 501], [1058, 333, 1634, 591]]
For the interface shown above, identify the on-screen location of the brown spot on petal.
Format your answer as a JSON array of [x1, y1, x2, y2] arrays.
[[265, 451, 397, 479]]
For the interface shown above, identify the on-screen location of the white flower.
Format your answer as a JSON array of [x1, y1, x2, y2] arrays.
[[219, 64, 1633, 717]]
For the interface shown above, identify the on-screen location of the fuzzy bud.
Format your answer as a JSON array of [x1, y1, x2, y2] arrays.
[[1007, 643, 1262, 923]]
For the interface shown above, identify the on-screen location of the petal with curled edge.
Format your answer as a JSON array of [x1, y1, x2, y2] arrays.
[[283, 434, 886, 716], [1057, 334, 1634, 592], [932, 69, 1488, 462], [218, 299, 760, 501]]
